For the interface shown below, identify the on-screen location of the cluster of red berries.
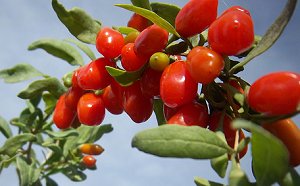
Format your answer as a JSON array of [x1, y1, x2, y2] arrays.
[[53, 0, 300, 164]]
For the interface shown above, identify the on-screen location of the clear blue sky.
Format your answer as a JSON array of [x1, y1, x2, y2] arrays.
[[0, 0, 299, 185]]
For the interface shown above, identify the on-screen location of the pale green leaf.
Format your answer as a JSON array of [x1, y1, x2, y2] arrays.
[[0, 116, 13, 138], [232, 119, 289, 186], [64, 38, 96, 60], [0, 134, 36, 156], [0, 63, 44, 83], [150, 2, 180, 27], [28, 39, 84, 66], [106, 66, 145, 86], [52, 0, 101, 44], [115, 4, 179, 37], [18, 77, 67, 99], [132, 125, 233, 159]]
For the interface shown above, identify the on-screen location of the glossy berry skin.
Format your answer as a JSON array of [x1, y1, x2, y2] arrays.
[[102, 80, 124, 115], [127, 13, 151, 32], [123, 81, 153, 123], [160, 60, 198, 108], [149, 52, 170, 71], [121, 43, 148, 71], [79, 144, 104, 155], [134, 24, 169, 58], [77, 93, 105, 126], [72, 68, 81, 89], [140, 68, 162, 98], [65, 87, 85, 110], [53, 94, 76, 129], [167, 101, 209, 127], [96, 27, 125, 59], [262, 119, 300, 167], [208, 10, 254, 56], [82, 155, 96, 168], [175, 0, 218, 38], [247, 72, 300, 116], [187, 46, 224, 84], [221, 6, 251, 16], [77, 58, 114, 90]]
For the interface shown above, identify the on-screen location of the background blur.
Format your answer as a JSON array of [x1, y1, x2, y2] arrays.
[[0, 0, 299, 185]]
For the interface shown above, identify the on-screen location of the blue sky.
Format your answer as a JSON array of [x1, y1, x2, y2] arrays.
[[0, 0, 299, 185]]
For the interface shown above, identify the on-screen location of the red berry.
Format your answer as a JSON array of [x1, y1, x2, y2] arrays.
[[102, 80, 124, 115], [77, 93, 105, 126], [96, 27, 125, 59], [175, 0, 218, 38], [77, 58, 114, 90], [53, 94, 76, 129], [121, 43, 148, 71], [134, 24, 169, 58], [123, 81, 153, 123], [127, 13, 151, 32], [160, 60, 198, 108], [82, 155, 96, 168], [167, 101, 209, 127], [140, 67, 162, 98], [187, 46, 224, 84], [247, 71, 300, 116], [208, 10, 254, 56]]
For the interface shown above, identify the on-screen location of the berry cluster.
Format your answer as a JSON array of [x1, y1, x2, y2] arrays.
[[53, 0, 300, 165], [79, 143, 104, 168]]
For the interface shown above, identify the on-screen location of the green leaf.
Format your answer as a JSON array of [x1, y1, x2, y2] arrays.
[[113, 26, 139, 35], [130, 0, 151, 10], [63, 166, 87, 182], [150, 2, 180, 27], [132, 125, 233, 159], [115, 4, 180, 37], [42, 142, 63, 163], [229, 158, 253, 186], [0, 116, 13, 138], [64, 38, 96, 60], [0, 134, 36, 156], [63, 124, 113, 156], [46, 177, 58, 186], [165, 41, 188, 55], [46, 129, 78, 140], [0, 63, 44, 83], [52, 0, 101, 44], [0, 154, 19, 173], [153, 99, 166, 126], [194, 177, 225, 186], [229, 0, 297, 75], [232, 119, 289, 186], [42, 93, 57, 115], [16, 157, 41, 186], [28, 39, 84, 66], [106, 66, 145, 86], [18, 77, 67, 99], [280, 168, 300, 186], [210, 153, 228, 178]]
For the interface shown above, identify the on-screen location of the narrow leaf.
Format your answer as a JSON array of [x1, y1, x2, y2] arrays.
[[132, 125, 232, 159], [229, 158, 253, 186], [113, 26, 139, 35], [280, 168, 300, 186], [64, 38, 96, 60], [210, 153, 228, 178], [130, 0, 151, 10], [115, 4, 180, 37], [16, 157, 41, 186], [63, 166, 87, 182], [28, 39, 84, 66], [42, 142, 63, 163], [46, 129, 78, 139], [232, 119, 289, 186], [194, 177, 225, 186], [18, 77, 67, 99], [46, 177, 58, 186], [77, 124, 113, 144], [229, 0, 297, 74], [106, 66, 145, 86], [0, 134, 36, 156], [0, 63, 44, 83], [153, 99, 166, 126], [0, 116, 13, 138], [150, 2, 180, 27], [52, 0, 101, 44]]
